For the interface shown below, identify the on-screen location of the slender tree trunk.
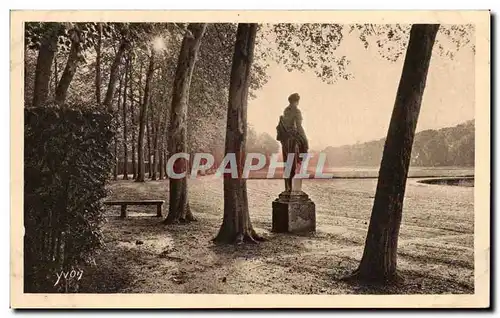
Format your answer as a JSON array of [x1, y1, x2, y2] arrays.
[[55, 28, 82, 104], [122, 55, 130, 180], [95, 23, 102, 105], [164, 23, 207, 224], [159, 141, 164, 179], [113, 74, 124, 181], [348, 24, 439, 284], [151, 127, 158, 180], [146, 116, 152, 178], [131, 111, 137, 179], [157, 68, 169, 180], [147, 95, 154, 179], [163, 148, 168, 178], [103, 39, 128, 112], [151, 116, 159, 181], [113, 135, 119, 181], [213, 23, 263, 244], [134, 61, 144, 181], [32, 23, 60, 107], [136, 52, 155, 182], [130, 55, 137, 179], [158, 108, 168, 180]]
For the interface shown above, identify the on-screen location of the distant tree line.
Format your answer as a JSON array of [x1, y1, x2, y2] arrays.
[[323, 119, 474, 167]]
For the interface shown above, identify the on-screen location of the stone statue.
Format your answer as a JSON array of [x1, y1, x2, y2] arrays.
[[272, 93, 315, 233], [276, 93, 309, 192]]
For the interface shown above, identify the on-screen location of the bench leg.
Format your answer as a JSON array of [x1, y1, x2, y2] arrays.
[[120, 205, 127, 218], [156, 204, 162, 217]]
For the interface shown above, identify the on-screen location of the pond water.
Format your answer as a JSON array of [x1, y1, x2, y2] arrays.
[[417, 177, 474, 187], [248, 166, 474, 179]]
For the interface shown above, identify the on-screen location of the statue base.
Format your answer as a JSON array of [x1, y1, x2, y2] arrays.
[[272, 190, 316, 233]]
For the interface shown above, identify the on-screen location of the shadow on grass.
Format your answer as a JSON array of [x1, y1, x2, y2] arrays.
[[331, 269, 474, 295], [79, 255, 134, 293]]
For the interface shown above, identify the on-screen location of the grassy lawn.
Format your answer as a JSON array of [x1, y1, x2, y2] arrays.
[[80, 173, 474, 294]]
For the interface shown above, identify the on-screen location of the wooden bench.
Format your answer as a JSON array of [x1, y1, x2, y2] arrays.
[[103, 200, 165, 218]]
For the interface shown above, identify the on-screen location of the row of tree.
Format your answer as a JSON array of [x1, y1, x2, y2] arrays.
[[25, 23, 269, 182], [25, 21, 473, 284], [323, 119, 474, 167]]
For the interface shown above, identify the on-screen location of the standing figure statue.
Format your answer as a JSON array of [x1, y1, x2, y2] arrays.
[[276, 93, 309, 192]]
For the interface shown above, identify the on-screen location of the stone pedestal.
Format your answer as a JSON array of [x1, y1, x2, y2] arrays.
[[272, 189, 316, 233]]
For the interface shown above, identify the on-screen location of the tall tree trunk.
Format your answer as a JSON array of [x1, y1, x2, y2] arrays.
[[213, 23, 263, 244], [151, 114, 159, 181], [95, 23, 102, 105], [164, 23, 207, 224], [146, 116, 152, 178], [131, 108, 137, 179], [158, 107, 168, 180], [158, 68, 169, 180], [163, 148, 168, 178], [55, 27, 82, 104], [136, 52, 155, 182], [134, 61, 144, 181], [32, 23, 61, 107], [113, 73, 124, 181], [122, 54, 130, 180], [159, 140, 165, 179], [349, 24, 439, 283], [103, 39, 128, 112], [148, 93, 157, 179], [113, 134, 119, 181], [130, 54, 137, 179]]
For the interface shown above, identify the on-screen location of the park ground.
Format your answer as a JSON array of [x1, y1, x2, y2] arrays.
[[80, 168, 474, 294]]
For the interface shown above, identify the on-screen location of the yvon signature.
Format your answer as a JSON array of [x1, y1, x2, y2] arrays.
[[54, 269, 84, 287]]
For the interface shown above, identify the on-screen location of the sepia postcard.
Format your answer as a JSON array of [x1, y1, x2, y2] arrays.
[[10, 10, 490, 309]]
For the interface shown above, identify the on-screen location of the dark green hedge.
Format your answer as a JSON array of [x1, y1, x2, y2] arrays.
[[24, 106, 114, 292]]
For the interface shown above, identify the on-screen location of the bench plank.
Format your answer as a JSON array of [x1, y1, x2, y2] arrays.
[[103, 200, 164, 217], [104, 200, 164, 205]]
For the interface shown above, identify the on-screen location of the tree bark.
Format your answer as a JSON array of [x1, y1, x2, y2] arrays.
[[164, 23, 207, 224], [32, 23, 61, 107], [131, 109, 137, 179], [113, 72, 124, 181], [213, 23, 263, 244], [136, 52, 155, 182], [152, 126, 158, 180], [55, 27, 82, 104], [349, 24, 439, 284], [113, 135, 119, 181], [151, 112, 159, 181], [95, 23, 102, 105], [103, 39, 128, 112], [130, 55, 137, 179], [122, 54, 130, 180], [158, 105, 168, 180], [163, 148, 168, 178], [158, 142, 164, 179], [158, 67, 169, 180], [146, 115, 152, 178]]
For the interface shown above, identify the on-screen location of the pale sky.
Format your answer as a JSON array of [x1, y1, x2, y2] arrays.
[[247, 29, 475, 150]]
